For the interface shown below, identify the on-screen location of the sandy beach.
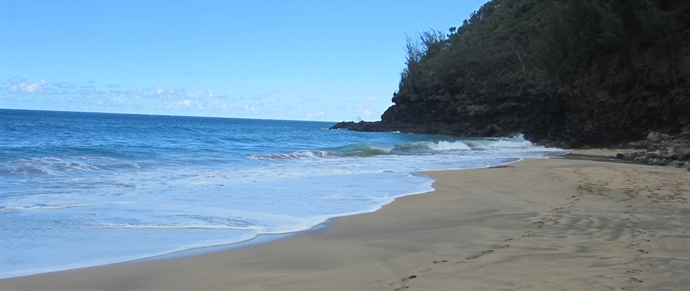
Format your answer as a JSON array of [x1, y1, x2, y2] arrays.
[[3, 151, 689, 291]]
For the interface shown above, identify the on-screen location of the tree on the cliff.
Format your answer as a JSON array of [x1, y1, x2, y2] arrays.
[[387, 0, 689, 145]]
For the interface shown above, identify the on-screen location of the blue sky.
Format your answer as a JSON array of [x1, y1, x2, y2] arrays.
[[1, 0, 487, 121]]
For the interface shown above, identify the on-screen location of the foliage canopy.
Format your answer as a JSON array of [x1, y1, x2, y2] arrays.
[[394, 0, 686, 110]]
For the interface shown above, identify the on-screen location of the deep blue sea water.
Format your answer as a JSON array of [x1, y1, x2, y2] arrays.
[[0, 109, 564, 278]]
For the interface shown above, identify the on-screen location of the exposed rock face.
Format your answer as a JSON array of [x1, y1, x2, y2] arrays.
[[331, 91, 571, 146]]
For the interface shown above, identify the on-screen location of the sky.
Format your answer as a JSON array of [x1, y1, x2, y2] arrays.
[[1, 0, 487, 121]]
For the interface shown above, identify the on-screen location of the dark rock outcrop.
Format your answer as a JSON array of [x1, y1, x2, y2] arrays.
[[331, 90, 571, 147], [608, 131, 690, 171]]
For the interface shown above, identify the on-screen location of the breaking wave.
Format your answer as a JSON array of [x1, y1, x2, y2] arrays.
[[249, 134, 544, 160]]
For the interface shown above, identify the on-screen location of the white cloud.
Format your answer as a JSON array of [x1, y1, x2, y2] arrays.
[[365, 95, 377, 101], [24, 79, 48, 92], [4, 79, 54, 94], [9, 77, 26, 84], [187, 91, 203, 98], [0, 77, 361, 121]]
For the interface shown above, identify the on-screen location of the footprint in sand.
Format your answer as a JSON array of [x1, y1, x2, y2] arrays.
[[531, 221, 545, 228], [466, 250, 493, 260], [394, 275, 417, 290]]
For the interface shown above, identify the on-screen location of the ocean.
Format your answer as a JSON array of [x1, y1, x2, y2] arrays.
[[0, 109, 564, 278]]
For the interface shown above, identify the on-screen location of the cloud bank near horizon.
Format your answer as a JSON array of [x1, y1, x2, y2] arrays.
[[1, 77, 389, 121]]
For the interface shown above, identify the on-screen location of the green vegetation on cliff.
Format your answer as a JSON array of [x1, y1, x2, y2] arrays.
[[380, 0, 690, 147]]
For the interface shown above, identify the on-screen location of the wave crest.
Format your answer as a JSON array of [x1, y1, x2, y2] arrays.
[[0, 157, 147, 176], [96, 223, 259, 230], [5, 204, 87, 211], [246, 134, 547, 161]]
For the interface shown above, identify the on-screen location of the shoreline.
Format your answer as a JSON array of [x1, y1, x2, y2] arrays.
[[0, 157, 521, 280], [3, 150, 688, 290]]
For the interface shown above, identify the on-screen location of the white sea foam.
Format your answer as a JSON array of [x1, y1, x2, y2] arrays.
[[11, 204, 87, 210], [429, 140, 472, 150], [97, 223, 261, 230], [0, 109, 566, 279]]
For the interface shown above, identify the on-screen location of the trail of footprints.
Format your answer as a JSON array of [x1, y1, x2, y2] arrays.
[[385, 216, 546, 290], [382, 168, 676, 290]]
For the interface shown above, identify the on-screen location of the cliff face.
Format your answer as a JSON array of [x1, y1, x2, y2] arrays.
[[377, 89, 568, 145], [333, 0, 690, 148]]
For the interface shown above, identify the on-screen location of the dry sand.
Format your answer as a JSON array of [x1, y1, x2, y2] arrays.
[[3, 151, 689, 291]]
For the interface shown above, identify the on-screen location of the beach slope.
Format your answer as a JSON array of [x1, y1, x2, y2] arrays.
[[3, 156, 689, 290]]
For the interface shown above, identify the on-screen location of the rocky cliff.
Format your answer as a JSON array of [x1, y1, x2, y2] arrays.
[[332, 0, 690, 148]]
